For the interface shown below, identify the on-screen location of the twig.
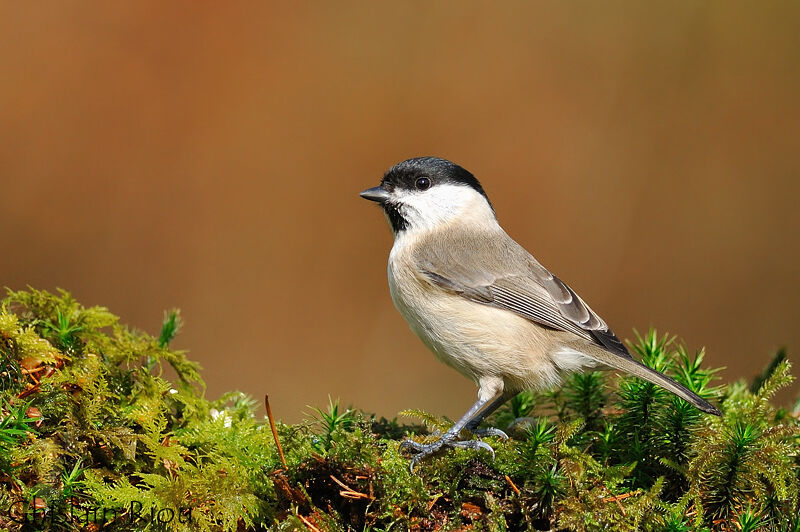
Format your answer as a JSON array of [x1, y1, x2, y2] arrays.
[[17, 383, 40, 399], [329, 474, 355, 491], [427, 493, 442, 512], [504, 475, 521, 495], [602, 490, 642, 516], [265, 395, 287, 470], [329, 475, 372, 499], [298, 514, 321, 532], [601, 490, 641, 503], [614, 498, 626, 515], [340, 490, 371, 500]]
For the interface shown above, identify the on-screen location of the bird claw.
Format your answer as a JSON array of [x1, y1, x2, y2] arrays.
[[452, 439, 496, 459], [470, 427, 509, 440], [399, 436, 496, 472]]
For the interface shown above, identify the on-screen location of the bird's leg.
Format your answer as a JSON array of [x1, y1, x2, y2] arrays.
[[400, 387, 505, 471], [464, 392, 513, 440]]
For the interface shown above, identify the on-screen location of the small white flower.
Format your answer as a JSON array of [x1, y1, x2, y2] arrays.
[[210, 408, 232, 427]]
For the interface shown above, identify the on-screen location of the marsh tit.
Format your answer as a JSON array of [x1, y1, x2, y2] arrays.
[[361, 157, 720, 470]]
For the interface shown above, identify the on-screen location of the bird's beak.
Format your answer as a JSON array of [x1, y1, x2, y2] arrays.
[[360, 186, 390, 203]]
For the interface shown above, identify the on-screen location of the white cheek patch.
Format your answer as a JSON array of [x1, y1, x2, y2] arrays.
[[398, 184, 494, 232]]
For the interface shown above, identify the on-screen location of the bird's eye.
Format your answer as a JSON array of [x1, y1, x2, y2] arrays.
[[415, 177, 431, 191]]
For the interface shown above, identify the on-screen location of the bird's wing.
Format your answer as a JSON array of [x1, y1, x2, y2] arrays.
[[413, 229, 632, 359]]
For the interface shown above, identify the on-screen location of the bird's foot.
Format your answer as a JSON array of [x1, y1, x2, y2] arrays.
[[470, 426, 509, 440], [399, 435, 496, 471]]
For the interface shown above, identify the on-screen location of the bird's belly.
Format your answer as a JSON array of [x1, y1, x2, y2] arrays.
[[388, 264, 565, 392]]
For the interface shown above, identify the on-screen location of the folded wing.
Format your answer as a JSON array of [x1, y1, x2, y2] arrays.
[[414, 228, 632, 359]]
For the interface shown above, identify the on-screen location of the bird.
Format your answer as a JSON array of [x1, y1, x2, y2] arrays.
[[360, 156, 721, 470]]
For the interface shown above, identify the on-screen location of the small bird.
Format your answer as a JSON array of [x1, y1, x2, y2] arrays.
[[360, 157, 721, 470]]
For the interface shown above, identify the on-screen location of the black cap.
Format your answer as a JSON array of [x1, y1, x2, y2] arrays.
[[381, 157, 492, 207]]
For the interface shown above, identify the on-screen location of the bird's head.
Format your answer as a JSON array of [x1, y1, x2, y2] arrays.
[[360, 157, 495, 235]]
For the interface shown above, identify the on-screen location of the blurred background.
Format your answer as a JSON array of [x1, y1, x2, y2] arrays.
[[1, 2, 799, 421]]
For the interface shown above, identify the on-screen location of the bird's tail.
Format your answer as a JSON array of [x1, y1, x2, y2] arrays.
[[584, 347, 722, 416]]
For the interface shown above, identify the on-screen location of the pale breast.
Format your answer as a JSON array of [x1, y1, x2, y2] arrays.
[[387, 237, 566, 391]]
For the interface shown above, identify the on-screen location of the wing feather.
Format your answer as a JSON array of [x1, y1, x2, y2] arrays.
[[415, 228, 632, 360]]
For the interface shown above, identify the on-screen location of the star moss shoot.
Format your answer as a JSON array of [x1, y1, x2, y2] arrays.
[[0, 288, 798, 531]]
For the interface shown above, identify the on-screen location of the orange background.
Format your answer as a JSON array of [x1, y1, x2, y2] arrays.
[[2, 3, 799, 421]]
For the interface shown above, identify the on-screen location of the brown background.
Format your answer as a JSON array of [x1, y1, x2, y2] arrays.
[[1, 3, 799, 421]]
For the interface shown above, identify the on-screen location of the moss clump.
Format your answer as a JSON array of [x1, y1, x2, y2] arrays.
[[0, 289, 276, 530], [1, 288, 799, 531]]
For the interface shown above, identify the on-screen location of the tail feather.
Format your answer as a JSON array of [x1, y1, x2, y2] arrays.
[[586, 347, 721, 416]]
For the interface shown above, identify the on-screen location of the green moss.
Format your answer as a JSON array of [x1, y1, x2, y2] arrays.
[[1, 289, 799, 531], [0, 288, 271, 531]]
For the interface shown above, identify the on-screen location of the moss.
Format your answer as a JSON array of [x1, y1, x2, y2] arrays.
[[1, 289, 271, 531], [1, 288, 799, 531]]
